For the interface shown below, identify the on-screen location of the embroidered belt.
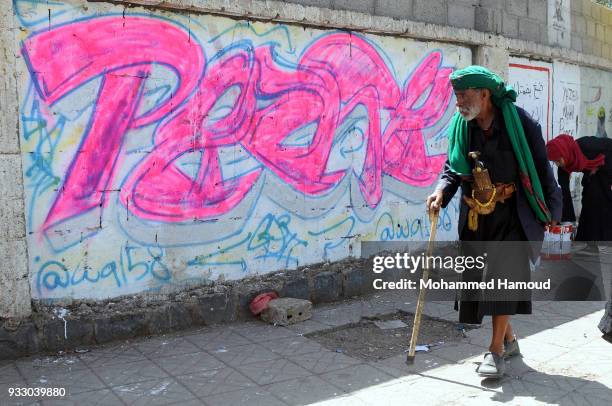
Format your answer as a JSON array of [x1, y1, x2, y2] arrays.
[[464, 183, 516, 231]]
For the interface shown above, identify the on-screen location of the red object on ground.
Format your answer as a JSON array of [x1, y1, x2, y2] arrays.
[[249, 292, 279, 315]]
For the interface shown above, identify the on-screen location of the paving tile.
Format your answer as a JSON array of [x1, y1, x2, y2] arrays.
[[23, 367, 106, 395], [451, 377, 573, 405], [152, 351, 225, 376], [355, 301, 397, 319], [3, 399, 43, 406], [353, 374, 472, 405], [78, 344, 147, 367], [176, 367, 255, 397], [0, 378, 34, 406], [207, 343, 282, 367], [184, 329, 252, 351], [549, 390, 611, 406], [0, 363, 23, 384], [319, 364, 394, 392], [537, 347, 612, 377], [236, 358, 312, 385], [97, 358, 169, 387], [230, 322, 299, 343], [462, 327, 493, 348], [299, 394, 370, 405], [287, 351, 361, 374], [285, 319, 331, 336], [368, 353, 449, 380], [112, 378, 196, 406], [134, 336, 201, 359], [428, 342, 487, 364], [41, 389, 123, 406], [429, 363, 505, 391], [1, 378, 26, 394], [509, 338, 570, 364], [503, 356, 540, 377], [571, 368, 612, 403], [265, 375, 346, 406], [259, 336, 324, 357], [163, 399, 205, 406], [204, 387, 286, 406], [310, 307, 363, 327], [422, 301, 457, 320], [535, 302, 607, 319], [15, 356, 88, 377], [519, 370, 593, 392]]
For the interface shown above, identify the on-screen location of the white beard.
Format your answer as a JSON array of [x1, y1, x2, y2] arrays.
[[458, 104, 481, 121]]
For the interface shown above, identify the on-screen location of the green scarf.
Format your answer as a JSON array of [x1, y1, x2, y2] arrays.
[[447, 66, 551, 223]]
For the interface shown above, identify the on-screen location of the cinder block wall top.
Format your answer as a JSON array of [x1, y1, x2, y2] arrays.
[[282, 0, 612, 59]]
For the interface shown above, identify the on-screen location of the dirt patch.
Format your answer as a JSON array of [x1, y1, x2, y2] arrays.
[[307, 311, 474, 362]]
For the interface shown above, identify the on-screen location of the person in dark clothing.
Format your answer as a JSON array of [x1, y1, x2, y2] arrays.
[[545, 135, 612, 241], [545, 134, 612, 342], [427, 66, 562, 378]]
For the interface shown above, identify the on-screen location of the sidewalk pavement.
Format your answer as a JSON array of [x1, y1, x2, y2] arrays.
[[1, 291, 610, 406]]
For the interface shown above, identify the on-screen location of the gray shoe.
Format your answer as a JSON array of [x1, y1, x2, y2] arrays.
[[476, 352, 505, 378], [503, 338, 520, 358]]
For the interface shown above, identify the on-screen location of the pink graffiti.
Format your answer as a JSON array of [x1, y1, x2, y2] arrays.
[[24, 17, 452, 227], [22, 16, 205, 229]]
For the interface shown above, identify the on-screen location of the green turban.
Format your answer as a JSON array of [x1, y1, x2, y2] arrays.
[[446, 65, 551, 223]]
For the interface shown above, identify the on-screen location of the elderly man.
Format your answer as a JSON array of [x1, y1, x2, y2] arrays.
[[427, 66, 562, 378]]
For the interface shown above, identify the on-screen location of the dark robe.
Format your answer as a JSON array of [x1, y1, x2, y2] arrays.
[[557, 136, 612, 241], [436, 106, 562, 324], [556, 137, 612, 337]]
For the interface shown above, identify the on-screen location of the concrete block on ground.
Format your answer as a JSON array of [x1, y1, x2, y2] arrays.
[[189, 291, 236, 325], [374, 0, 413, 20], [166, 302, 194, 330], [311, 271, 341, 303], [43, 318, 94, 352], [261, 298, 312, 326], [280, 275, 310, 300], [342, 267, 373, 297], [93, 312, 148, 343], [0, 321, 40, 360], [413, 0, 447, 25]]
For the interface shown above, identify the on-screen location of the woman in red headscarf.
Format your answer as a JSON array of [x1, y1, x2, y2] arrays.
[[547, 134, 612, 343], [546, 135, 611, 241]]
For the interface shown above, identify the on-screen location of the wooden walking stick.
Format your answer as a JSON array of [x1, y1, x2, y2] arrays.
[[406, 208, 440, 364]]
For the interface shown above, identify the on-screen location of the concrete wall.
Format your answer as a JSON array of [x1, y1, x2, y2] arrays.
[[0, 2, 30, 318], [1, 0, 611, 319]]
